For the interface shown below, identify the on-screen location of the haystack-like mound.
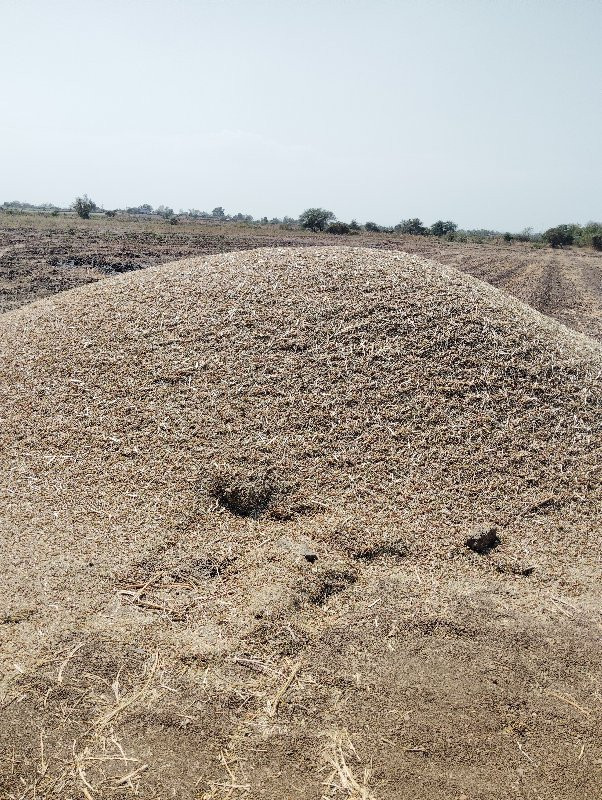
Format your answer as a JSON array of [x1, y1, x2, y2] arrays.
[[1, 247, 601, 799]]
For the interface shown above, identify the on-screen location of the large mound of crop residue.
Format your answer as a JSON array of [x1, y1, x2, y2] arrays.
[[1, 247, 600, 799]]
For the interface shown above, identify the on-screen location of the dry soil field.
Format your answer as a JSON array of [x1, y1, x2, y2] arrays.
[[0, 222, 601, 800], [1, 215, 601, 341]]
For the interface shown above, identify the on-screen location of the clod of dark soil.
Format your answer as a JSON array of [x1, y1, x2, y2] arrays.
[[465, 524, 499, 553]]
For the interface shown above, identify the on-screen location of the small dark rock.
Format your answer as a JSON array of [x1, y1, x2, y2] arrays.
[[279, 536, 318, 565], [465, 524, 499, 554]]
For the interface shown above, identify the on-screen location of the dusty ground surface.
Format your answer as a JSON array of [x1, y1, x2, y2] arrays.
[[0, 247, 600, 799], [1, 214, 601, 341]]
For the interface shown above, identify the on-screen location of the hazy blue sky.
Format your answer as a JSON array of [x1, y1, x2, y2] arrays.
[[1, 0, 600, 230]]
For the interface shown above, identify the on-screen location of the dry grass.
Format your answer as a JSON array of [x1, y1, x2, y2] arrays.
[[322, 731, 376, 800]]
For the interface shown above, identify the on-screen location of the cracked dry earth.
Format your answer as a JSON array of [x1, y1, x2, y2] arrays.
[[0, 247, 601, 799]]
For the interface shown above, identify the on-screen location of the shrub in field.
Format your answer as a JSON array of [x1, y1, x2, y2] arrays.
[[543, 225, 574, 248], [513, 227, 534, 242], [591, 234, 602, 251], [127, 204, 154, 214], [430, 220, 457, 237], [364, 221, 380, 232], [299, 208, 335, 232], [396, 218, 427, 235], [503, 232, 513, 242], [327, 222, 350, 235], [72, 195, 97, 219], [105, 210, 116, 218], [577, 222, 602, 248]]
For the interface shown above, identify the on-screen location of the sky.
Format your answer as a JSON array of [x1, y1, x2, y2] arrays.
[[1, 0, 600, 231]]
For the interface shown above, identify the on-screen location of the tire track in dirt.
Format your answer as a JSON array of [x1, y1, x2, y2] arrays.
[[496, 259, 543, 308], [553, 257, 602, 340], [533, 258, 565, 316], [462, 253, 602, 342]]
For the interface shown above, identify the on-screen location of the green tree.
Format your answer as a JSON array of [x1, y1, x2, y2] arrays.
[[580, 221, 602, 247], [396, 218, 427, 235], [543, 225, 575, 248], [327, 222, 350, 234], [72, 194, 97, 219], [591, 234, 602, 251], [430, 220, 457, 237], [364, 221, 380, 232], [299, 208, 335, 232]]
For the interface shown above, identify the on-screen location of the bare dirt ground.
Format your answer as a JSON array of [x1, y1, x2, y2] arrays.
[[443, 246, 602, 342], [0, 247, 600, 799], [1, 215, 601, 341]]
